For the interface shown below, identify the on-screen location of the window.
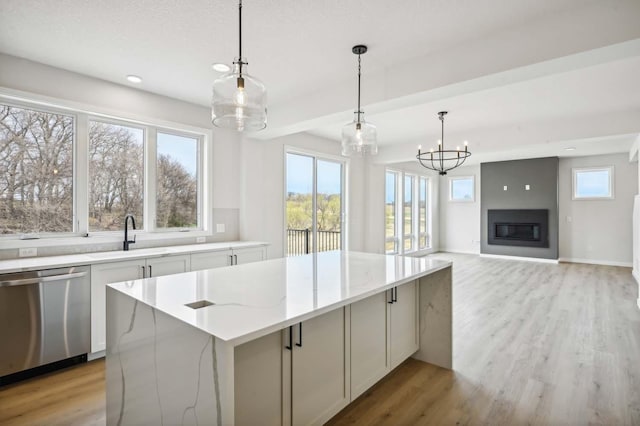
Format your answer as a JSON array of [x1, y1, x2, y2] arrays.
[[285, 151, 345, 256], [449, 176, 474, 202], [0, 99, 207, 240], [385, 171, 398, 253], [89, 120, 144, 231], [419, 177, 428, 249], [385, 169, 431, 254], [404, 174, 414, 251], [573, 166, 614, 199], [0, 104, 74, 235], [156, 132, 199, 229]]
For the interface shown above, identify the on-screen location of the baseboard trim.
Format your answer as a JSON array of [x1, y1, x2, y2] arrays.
[[480, 253, 559, 264], [559, 258, 633, 268], [438, 249, 479, 255]]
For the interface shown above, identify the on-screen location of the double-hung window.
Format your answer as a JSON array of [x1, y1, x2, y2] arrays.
[[385, 169, 432, 254], [0, 100, 206, 239]]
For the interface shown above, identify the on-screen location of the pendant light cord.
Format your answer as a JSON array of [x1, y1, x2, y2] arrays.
[[237, 0, 244, 75], [440, 113, 445, 172], [357, 53, 362, 124]]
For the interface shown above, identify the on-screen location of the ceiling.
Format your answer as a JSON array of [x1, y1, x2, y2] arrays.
[[1, 0, 640, 164]]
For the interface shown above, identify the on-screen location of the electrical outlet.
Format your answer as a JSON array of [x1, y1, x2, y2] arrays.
[[216, 224, 226, 233], [19, 248, 37, 257], [196, 236, 206, 243]]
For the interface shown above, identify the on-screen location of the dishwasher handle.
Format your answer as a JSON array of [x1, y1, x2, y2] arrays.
[[0, 271, 88, 287]]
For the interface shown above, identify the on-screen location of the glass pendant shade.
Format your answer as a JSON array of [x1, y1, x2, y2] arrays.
[[341, 112, 378, 156], [212, 58, 267, 132]]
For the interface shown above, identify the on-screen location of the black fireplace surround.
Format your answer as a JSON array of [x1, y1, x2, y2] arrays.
[[487, 209, 549, 248]]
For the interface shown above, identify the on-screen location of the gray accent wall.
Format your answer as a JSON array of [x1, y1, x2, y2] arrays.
[[481, 157, 559, 259]]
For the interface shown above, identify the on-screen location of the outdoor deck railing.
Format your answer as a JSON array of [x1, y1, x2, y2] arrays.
[[287, 228, 341, 256]]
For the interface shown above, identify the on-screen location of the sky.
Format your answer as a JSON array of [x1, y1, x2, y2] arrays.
[[157, 132, 198, 176], [575, 169, 610, 197], [286, 153, 342, 194]]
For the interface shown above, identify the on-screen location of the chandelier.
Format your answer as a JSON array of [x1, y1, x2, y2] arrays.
[[341, 45, 377, 156], [211, 0, 267, 132], [416, 111, 471, 175]]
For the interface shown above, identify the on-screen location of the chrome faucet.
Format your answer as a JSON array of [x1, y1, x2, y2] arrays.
[[123, 214, 136, 251]]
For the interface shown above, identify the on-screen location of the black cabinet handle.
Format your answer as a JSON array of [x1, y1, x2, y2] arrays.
[[296, 323, 302, 347], [141, 265, 146, 278], [229, 255, 233, 265], [285, 326, 293, 350], [388, 288, 394, 304], [148, 265, 152, 277], [234, 254, 238, 265], [393, 287, 398, 303]]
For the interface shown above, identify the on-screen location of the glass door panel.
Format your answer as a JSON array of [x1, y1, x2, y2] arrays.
[[316, 160, 342, 253], [286, 153, 314, 256]]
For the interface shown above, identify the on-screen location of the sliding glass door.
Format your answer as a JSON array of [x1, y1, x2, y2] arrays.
[[286, 152, 345, 256]]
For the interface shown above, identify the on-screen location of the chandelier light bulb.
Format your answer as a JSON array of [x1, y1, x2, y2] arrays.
[[438, 140, 442, 145]]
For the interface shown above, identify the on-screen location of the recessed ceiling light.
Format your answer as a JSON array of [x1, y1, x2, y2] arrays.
[[212, 63, 231, 72], [126, 75, 142, 84], [565, 147, 576, 151]]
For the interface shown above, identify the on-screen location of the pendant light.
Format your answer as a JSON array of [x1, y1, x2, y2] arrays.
[[212, 0, 267, 132], [341, 45, 377, 156], [416, 111, 471, 175]]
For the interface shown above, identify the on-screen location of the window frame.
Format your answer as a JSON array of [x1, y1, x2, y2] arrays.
[[572, 166, 615, 200], [385, 168, 432, 255], [0, 99, 80, 237], [384, 170, 399, 254], [449, 175, 475, 202], [0, 94, 211, 244], [283, 146, 348, 257]]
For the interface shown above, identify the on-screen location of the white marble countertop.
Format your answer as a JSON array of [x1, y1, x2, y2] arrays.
[[0, 241, 268, 274], [108, 250, 452, 346]]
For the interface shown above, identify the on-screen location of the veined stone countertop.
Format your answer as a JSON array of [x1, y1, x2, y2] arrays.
[[108, 250, 451, 346], [0, 241, 268, 274]]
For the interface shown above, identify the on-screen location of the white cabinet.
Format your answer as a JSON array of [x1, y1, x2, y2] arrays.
[[389, 281, 419, 369], [350, 281, 419, 399], [234, 308, 349, 426], [232, 246, 266, 265], [289, 308, 349, 425], [190, 250, 232, 271], [350, 291, 388, 399], [90, 254, 190, 353]]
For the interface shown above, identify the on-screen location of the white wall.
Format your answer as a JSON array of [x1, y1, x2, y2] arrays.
[[438, 165, 481, 254], [559, 153, 638, 266], [239, 133, 367, 259]]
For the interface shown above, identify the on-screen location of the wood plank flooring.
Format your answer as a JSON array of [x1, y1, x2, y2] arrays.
[[1, 253, 639, 425], [328, 254, 640, 425]]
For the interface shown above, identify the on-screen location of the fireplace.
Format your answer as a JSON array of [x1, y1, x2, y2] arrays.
[[488, 209, 549, 248]]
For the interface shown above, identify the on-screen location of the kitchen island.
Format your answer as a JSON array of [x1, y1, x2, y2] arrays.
[[106, 251, 452, 425]]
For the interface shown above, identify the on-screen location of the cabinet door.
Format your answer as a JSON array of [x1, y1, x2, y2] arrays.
[[146, 254, 190, 277], [350, 291, 389, 399], [291, 308, 349, 425], [190, 250, 232, 272], [90, 259, 144, 353], [389, 281, 419, 369], [233, 246, 266, 265]]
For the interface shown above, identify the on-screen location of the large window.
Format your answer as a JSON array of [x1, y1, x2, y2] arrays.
[[572, 166, 614, 200], [285, 151, 344, 256], [385, 171, 397, 253], [89, 121, 144, 231], [385, 169, 432, 254], [0, 100, 206, 239], [0, 104, 74, 234], [156, 132, 199, 229]]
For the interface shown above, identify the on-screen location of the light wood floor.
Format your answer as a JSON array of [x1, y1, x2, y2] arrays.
[[1, 254, 639, 425]]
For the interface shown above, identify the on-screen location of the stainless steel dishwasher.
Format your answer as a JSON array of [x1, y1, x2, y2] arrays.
[[0, 266, 91, 379]]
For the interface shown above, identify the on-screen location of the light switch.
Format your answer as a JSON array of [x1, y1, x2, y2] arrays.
[[503, 185, 508, 191], [525, 185, 530, 190]]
